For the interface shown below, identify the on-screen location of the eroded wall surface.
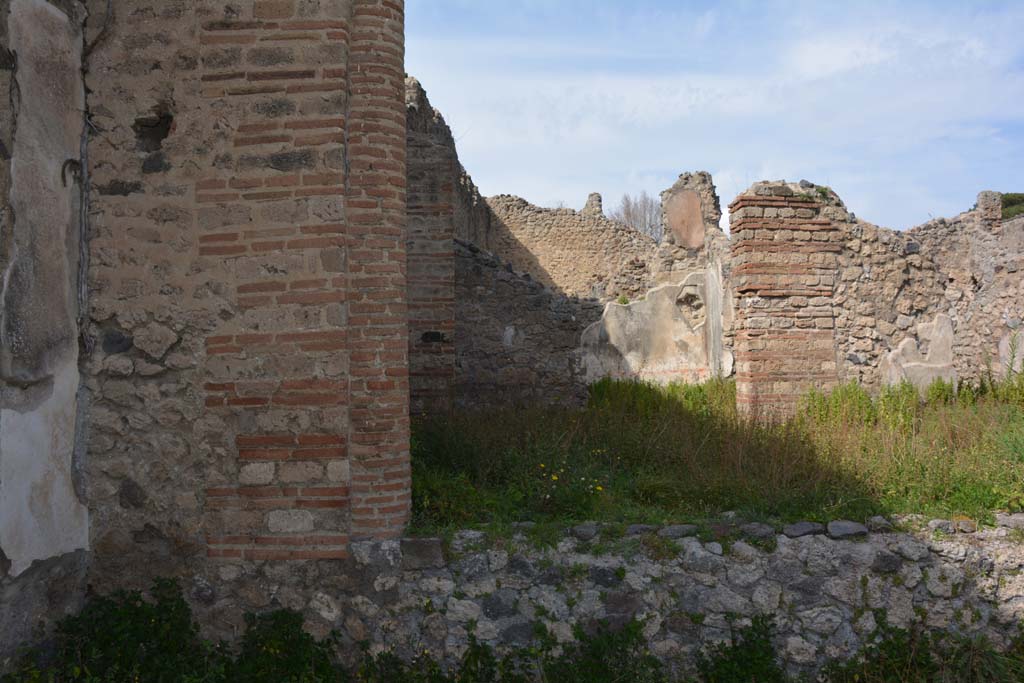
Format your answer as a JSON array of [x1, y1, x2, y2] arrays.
[[79, 0, 410, 639], [288, 522, 1024, 679], [484, 194, 658, 300], [0, 0, 90, 660], [454, 240, 601, 410], [405, 78, 493, 415], [731, 180, 1022, 417], [831, 189, 1017, 393], [730, 183, 843, 419]]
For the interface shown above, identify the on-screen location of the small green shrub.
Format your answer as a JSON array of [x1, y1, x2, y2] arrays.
[[694, 616, 787, 683], [1003, 193, 1024, 220], [616, 295, 630, 305], [232, 610, 344, 683], [2, 578, 228, 683], [877, 381, 919, 433], [799, 381, 876, 426], [543, 621, 665, 683], [823, 623, 1024, 683], [925, 378, 956, 406]]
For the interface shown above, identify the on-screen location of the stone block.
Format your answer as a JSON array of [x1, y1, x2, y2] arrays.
[[401, 538, 445, 569]]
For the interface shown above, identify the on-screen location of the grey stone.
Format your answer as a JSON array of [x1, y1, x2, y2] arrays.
[[452, 553, 489, 580], [482, 589, 519, 619], [658, 524, 697, 539], [740, 522, 775, 540], [995, 513, 1024, 529], [956, 519, 977, 533], [783, 521, 825, 538], [871, 550, 902, 574], [446, 597, 481, 622], [928, 519, 955, 534], [866, 516, 895, 532], [133, 322, 178, 359], [508, 555, 536, 579], [501, 621, 536, 646], [588, 566, 622, 588], [625, 524, 658, 536], [572, 522, 600, 541], [401, 538, 446, 570], [827, 520, 868, 540]]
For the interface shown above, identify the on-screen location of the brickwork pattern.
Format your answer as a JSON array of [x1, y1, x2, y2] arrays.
[[405, 79, 456, 415], [730, 183, 841, 419], [84, 0, 408, 587]]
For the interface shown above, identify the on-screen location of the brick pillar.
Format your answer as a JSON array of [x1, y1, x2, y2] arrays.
[[345, 0, 411, 539], [200, 0, 409, 560], [730, 183, 841, 421]]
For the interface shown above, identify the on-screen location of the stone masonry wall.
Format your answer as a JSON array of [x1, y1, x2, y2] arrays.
[[404, 78, 493, 416], [485, 194, 657, 300], [454, 240, 601, 410], [732, 181, 1023, 407], [406, 78, 456, 415], [730, 183, 842, 419], [81, 0, 410, 619], [814, 187, 1020, 393], [265, 518, 1024, 679], [0, 0, 90, 662], [907, 201, 1023, 386]]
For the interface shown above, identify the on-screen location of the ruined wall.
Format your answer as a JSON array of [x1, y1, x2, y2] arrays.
[[288, 520, 1024, 679], [454, 240, 601, 410], [0, 0, 90, 660], [79, 0, 410, 637], [830, 190, 1018, 393], [732, 180, 1022, 411], [730, 183, 843, 419], [484, 195, 657, 300], [406, 78, 455, 415], [405, 78, 493, 415], [906, 200, 1022, 385]]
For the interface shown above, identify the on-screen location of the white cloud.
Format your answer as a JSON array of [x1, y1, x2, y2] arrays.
[[406, 1, 1024, 229]]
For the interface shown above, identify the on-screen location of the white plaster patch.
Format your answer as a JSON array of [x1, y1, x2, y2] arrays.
[[0, 361, 89, 575]]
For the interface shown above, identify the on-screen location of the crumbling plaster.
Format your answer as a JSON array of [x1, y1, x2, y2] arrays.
[[0, 0, 89, 578]]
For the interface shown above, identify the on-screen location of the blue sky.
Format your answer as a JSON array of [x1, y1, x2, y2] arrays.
[[406, 1, 1024, 230]]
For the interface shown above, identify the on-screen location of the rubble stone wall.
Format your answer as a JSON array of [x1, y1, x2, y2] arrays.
[[453, 241, 602, 410], [484, 194, 657, 301], [81, 0, 411, 617], [828, 190, 1020, 393], [278, 521, 1024, 679]]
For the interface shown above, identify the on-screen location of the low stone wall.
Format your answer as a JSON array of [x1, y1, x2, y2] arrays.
[[191, 518, 1024, 678], [453, 241, 602, 410]]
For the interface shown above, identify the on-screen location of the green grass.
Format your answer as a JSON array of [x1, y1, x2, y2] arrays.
[[411, 374, 1024, 534], [1003, 193, 1024, 220]]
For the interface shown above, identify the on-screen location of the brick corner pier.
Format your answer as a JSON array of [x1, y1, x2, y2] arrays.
[[729, 183, 842, 420]]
